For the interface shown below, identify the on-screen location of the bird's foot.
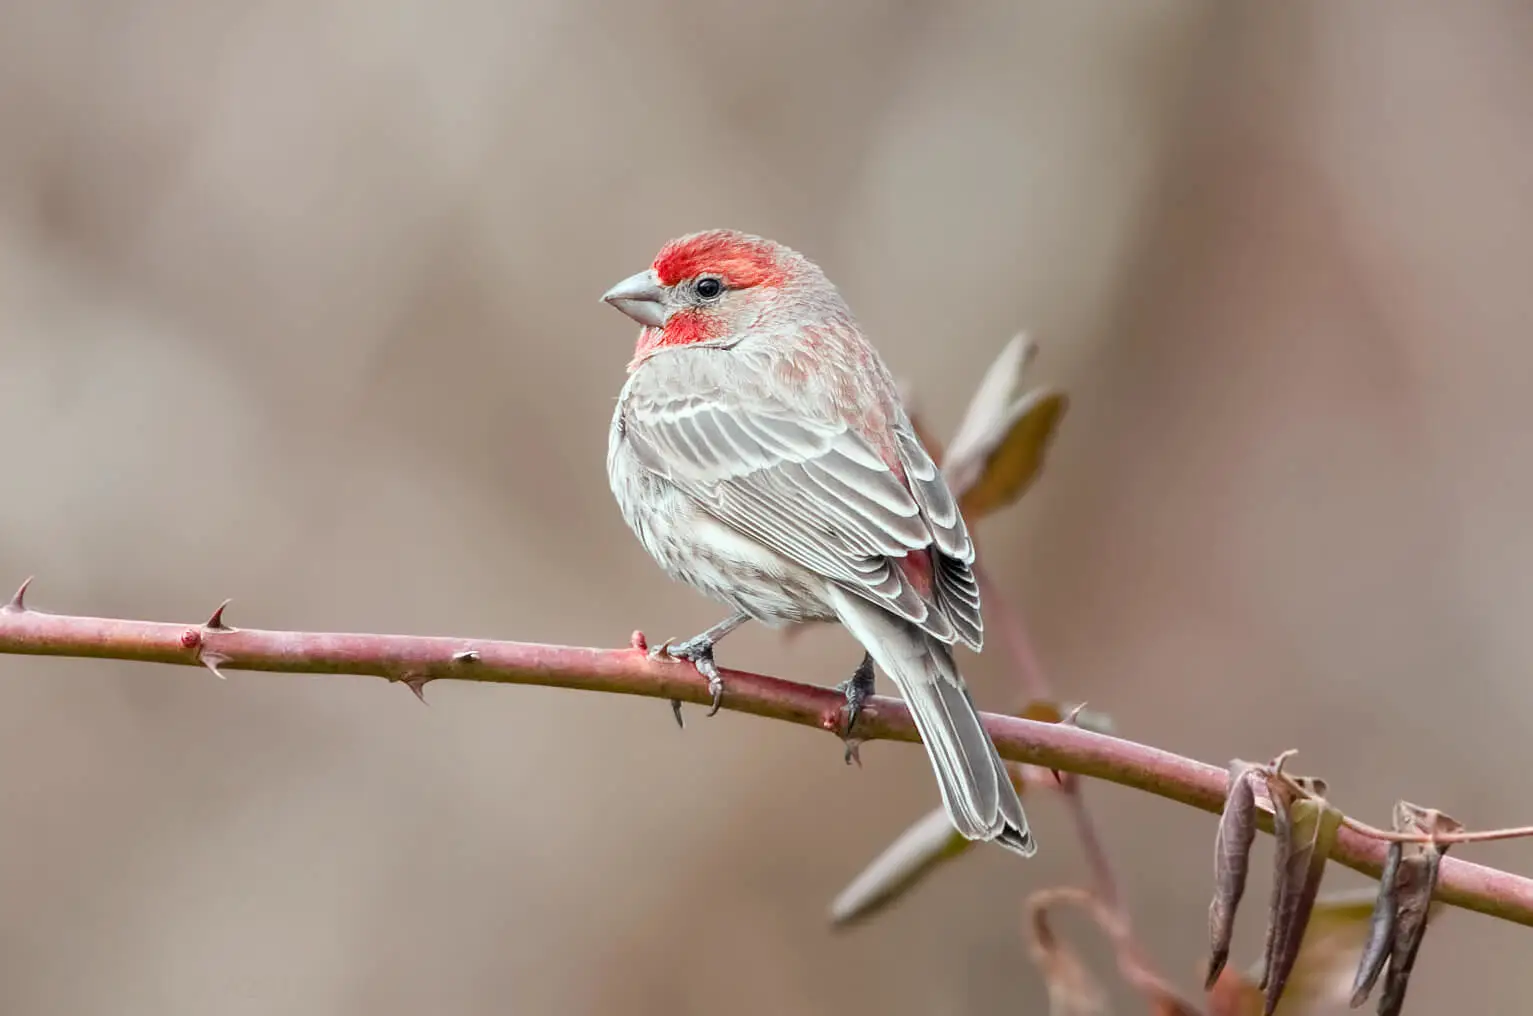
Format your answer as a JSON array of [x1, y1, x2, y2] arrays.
[[835, 652, 876, 766], [651, 633, 725, 720]]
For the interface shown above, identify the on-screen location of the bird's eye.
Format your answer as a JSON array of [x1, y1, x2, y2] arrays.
[[694, 276, 724, 301]]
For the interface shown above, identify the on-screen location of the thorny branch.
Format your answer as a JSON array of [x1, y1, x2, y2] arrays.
[[4, 339, 1530, 1014], [1, 586, 1532, 933]]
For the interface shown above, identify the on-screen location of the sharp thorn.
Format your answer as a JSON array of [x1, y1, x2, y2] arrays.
[[405, 677, 429, 704], [452, 649, 481, 664], [3, 576, 33, 613], [200, 651, 229, 679], [205, 599, 233, 630], [670, 699, 684, 728]]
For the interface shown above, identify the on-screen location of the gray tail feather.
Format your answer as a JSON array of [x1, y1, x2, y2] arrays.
[[829, 588, 1035, 858]]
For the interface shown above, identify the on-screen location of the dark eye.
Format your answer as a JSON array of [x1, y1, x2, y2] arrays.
[[694, 276, 724, 301]]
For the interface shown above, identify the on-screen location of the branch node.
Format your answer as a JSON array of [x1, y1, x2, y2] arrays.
[[180, 628, 202, 649], [3, 576, 34, 614], [629, 630, 648, 652]]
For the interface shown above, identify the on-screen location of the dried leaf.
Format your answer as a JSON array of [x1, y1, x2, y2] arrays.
[[1257, 774, 1296, 992], [1376, 850, 1437, 1016], [948, 333, 1037, 467], [1275, 889, 1413, 1011], [1208, 760, 1261, 989], [1350, 842, 1402, 1006], [1260, 775, 1343, 1015], [942, 335, 1068, 519], [1374, 803, 1461, 1016], [828, 807, 971, 928], [955, 389, 1069, 520], [1029, 898, 1110, 1016], [1222, 888, 1430, 1015]]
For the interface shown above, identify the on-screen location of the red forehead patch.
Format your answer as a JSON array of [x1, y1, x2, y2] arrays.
[[652, 230, 785, 288]]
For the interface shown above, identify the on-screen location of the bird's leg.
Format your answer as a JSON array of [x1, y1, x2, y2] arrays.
[[836, 652, 877, 765], [651, 611, 750, 722]]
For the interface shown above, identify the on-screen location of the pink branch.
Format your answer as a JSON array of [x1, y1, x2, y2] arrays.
[[2, 597, 1531, 929]]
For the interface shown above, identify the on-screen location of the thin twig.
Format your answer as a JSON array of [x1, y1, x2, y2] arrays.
[[1028, 886, 1203, 1010], [1, 596, 1532, 927], [981, 566, 1150, 980], [1057, 781, 1123, 914], [1342, 822, 1533, 846], [1270, 765, 1533, 846], [975, 565, 1052, 701]]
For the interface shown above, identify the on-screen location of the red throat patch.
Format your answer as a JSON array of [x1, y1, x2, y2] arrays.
[[651, 230, 786, 289], [628, 308, 724, 367]]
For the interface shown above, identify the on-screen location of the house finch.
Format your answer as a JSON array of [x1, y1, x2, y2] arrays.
[[603, 229, 1034, 857]]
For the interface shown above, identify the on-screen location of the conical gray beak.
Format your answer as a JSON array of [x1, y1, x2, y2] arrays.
[[602, 269, 669, 329]]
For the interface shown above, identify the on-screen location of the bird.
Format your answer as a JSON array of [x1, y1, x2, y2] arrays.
[[602, 229, 1034, 857]]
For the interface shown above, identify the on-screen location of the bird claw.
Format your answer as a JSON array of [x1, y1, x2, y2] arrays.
[[654, 634, 725, 719], [836, 653, 876, 765]]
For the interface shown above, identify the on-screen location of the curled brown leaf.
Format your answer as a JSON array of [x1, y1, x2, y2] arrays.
[[1208, 760, 1261, 989], [1028, 892, 1110, 1016], [1217, 888, 1433, 1015], [1258, 773, 1297, 993], [1029, 888, 1201, 1015], [1370, 803, 1462, 1016], [1260, 774, 1342, 1015], [1376, 849, 1438, 1016], [937, 334, 1068, 520], [1349, 841, 1401, 1007], [955, 389, 1069, 520]]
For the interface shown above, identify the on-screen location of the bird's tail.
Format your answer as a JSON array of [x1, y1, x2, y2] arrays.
[[828, 587, 1035, 857]]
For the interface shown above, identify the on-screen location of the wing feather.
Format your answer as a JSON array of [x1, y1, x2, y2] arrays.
[[622, 376, 980, 647]]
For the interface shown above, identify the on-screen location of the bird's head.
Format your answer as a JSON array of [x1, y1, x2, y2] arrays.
[[603, 230, 824, 366]]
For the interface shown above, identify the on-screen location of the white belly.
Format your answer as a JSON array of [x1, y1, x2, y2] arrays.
[[607, 414, 834, 625]]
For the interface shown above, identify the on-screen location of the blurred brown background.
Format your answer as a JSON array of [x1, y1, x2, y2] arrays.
[[1, 1, 1531, 1013]]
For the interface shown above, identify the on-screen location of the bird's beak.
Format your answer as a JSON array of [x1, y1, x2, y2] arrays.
[[602, 269, 669, 329]]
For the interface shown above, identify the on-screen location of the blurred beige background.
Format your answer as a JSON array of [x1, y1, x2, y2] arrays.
[[1, 1, 1531, 1013]]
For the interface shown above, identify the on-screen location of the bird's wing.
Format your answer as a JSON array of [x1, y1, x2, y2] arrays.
[[621, 382, 980, 646], [890, 417, 983, 649]]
